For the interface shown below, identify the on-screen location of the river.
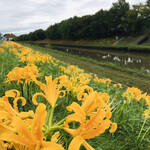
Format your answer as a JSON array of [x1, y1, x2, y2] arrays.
[[51, 46, 150, 74], [29, 42, 150, 74]]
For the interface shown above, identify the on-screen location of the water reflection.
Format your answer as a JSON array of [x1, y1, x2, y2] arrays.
[[53, 47, 150, 74]]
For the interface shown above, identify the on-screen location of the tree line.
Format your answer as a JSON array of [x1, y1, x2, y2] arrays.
[[16, 0, 150, 41]]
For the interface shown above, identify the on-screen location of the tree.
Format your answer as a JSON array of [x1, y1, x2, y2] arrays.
[[4, 33, 17, 41], [119, 2, 150, 35], [90, 9, 109, 38], [34, 29, 46, 40], [108, 0, 129, 35], [76, 15, 92, 39], [147, 0, 150, 7], [59, 16, 80, 39], [46, 23, 61, 40]]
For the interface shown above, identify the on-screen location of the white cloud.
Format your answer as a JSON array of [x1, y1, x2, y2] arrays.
[[28, 0, 47, 4], [0, 0, 147, 36]]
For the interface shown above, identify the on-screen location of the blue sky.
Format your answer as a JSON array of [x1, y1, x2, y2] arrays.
[[0, 0, 147, 36]]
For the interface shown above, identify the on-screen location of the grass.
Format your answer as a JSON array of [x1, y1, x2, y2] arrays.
[[0, 42, 150, 150]]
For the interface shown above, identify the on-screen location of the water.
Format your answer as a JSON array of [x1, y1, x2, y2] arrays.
[[52, 47, 150, 74]]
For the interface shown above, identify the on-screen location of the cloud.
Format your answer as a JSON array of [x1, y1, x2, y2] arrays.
[[0, 0, 147, 36]]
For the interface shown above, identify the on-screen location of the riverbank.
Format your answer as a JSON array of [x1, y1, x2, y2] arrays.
[[25, 35, 150, 53], [22, 43, 150, 93]]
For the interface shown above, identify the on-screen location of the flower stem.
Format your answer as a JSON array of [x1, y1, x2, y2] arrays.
[[27, 82, 30, 104], [20, 83, 25, 111], [54, 118, 66, 126], [44, 124, 64, 139], [20, 83, 24, 97], [49, 107, 55, 127], [139, 126, 150, 143], [137, 117, 147, 141]]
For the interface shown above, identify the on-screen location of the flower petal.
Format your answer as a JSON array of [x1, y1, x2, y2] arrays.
[[0, 133, 35, 147], [32, 103, 47, 141], [82, 119, 111, 139], [32, 93, 47, 105], [0, 121, 16, 134], [65, 114, 84, 128], [13, 97, 26, 112], [68, 135, 83, 150], [84, 109, 106, 132], [12, 117, 36, 144], [67, 102, 86, 118], [5, 90, 20, 98], [81, 92, 98, 114], [63, 127, 82, 137], [109, 123, 117, 133], [83, 140, 95, 150], [0, 140, 4, 150]]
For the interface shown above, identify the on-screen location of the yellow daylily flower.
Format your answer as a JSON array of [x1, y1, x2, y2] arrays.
[[77, 85, 93, 101], [122, 87, 144, 101], [0, 103, 64, 150], [7, 67, 24, 84], [32, 75, 70, 107], [63, 92, 117, 150], [7, 64, 39, 85], [0, 90, 34, 120]]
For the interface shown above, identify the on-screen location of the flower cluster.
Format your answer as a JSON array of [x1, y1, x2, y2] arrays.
[[7, 64, 39, 84], [94, 75, 111, 85], [5, 42, 53, 64]]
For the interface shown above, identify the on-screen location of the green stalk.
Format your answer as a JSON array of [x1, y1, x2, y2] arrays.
[[49, 107, 55, 127], [49, 124, 64, 131], [139, 126, 150, 143], [20, 83, 24, 97], [45, 108, 51, 126], [20, 83, 25, 111], [62, 94, 69, 118], [27, 82, 30, 104], [44, 124, 64, 138], [54, 118, 66, 126], [137, 117, 147, 141]]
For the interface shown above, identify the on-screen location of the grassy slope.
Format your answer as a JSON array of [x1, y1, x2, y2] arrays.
[[23, 43, 150, 93]]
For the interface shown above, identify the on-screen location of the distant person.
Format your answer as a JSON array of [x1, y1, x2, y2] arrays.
[[116, 35, 119, 42]]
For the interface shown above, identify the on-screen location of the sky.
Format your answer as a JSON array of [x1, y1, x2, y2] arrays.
[[0, 0, 147, 36]]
